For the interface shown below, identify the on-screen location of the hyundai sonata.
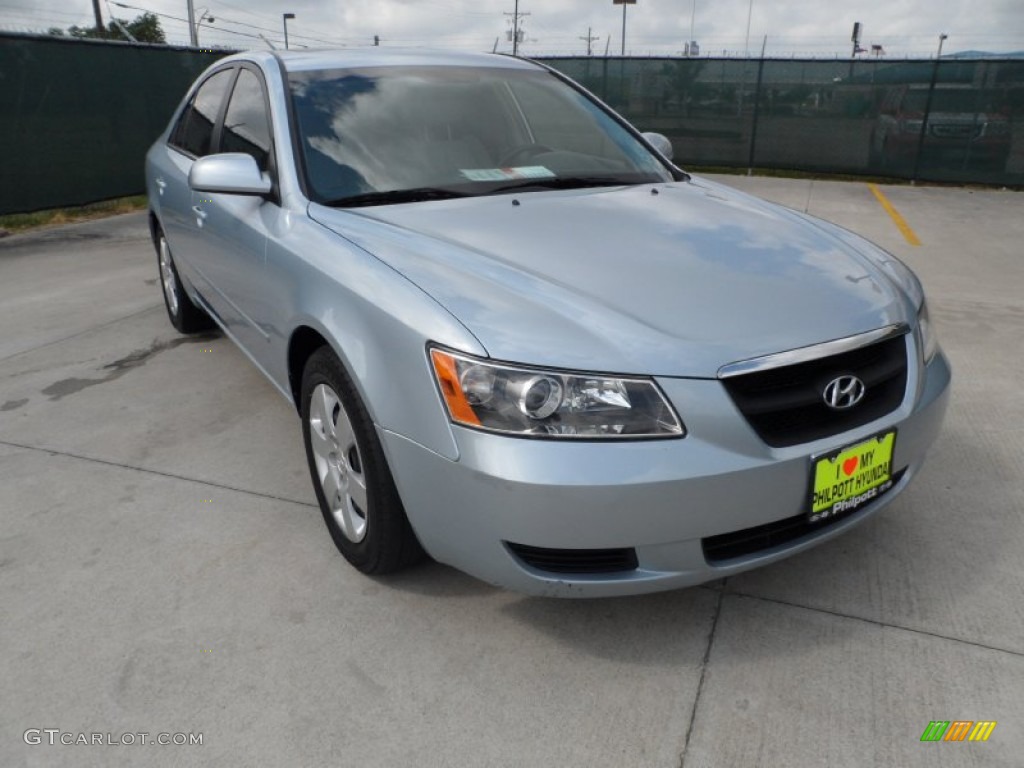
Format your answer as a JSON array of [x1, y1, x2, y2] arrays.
[[145, 50, 950, 596]]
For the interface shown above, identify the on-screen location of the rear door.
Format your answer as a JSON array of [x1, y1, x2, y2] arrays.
[[159, 66, 236, 296]]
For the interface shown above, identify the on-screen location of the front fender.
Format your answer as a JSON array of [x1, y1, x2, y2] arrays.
[[274, 213, 486, 461]]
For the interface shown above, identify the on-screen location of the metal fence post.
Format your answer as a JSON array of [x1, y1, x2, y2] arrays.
[[911, 58, 941, 183], [747, 40, 767, 174]]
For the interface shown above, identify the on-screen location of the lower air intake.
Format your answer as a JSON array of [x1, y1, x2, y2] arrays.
[[506, 542, 639, 574]]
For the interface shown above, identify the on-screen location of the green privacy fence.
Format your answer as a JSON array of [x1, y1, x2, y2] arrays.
[[2, 33, 1023, 215], [536, 56, 1024, 186], [0, 33, 227, 215]]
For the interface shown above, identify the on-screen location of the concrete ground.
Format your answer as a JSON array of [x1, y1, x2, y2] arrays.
[[1, 176, 1021, 767]]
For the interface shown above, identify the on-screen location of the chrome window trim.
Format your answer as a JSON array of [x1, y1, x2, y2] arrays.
[[717, 324, 909, 379]]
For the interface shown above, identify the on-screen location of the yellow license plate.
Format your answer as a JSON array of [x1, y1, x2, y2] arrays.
[[809, 431, 896, 523]]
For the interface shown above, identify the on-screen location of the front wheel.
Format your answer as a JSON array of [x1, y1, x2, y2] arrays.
[[300, 346, 424, 575]]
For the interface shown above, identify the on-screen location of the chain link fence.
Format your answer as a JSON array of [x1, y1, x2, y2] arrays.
[[2, 32, 1021, 215], [537, 56, 1024, 186], [0, 33, 224, 215]]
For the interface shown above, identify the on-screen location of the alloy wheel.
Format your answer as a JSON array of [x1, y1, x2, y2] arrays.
[[308, 383, 369, 543]]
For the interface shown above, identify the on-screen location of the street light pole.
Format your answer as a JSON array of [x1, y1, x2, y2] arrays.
[[612, 0, 635, 56], [621, 2, 627, 55], [195, 8, 214, 46], [689, 0, 696, 54], [744, 0, 753, 56], [283, 13, 295, 50]]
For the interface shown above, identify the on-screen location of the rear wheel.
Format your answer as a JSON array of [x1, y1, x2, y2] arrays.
[[301, 346, 424, 574], [155, 228, 212, 334]]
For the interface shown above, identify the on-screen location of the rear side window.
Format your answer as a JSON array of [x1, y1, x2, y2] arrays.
[[170, 68, 235, 157], [221, 69, 273, 171]]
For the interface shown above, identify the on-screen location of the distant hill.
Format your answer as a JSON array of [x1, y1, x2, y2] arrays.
[[943, 50, 1024, 59]]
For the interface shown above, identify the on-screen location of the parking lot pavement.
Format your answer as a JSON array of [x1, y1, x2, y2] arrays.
[[1, 181, 1022, 766]]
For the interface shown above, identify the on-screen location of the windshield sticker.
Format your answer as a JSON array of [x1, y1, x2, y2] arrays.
[[460, 166, 557, 182]]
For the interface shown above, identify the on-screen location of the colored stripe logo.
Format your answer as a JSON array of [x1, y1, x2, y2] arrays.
[[920, 721, 996, 742]]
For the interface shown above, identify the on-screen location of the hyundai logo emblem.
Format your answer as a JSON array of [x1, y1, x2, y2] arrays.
[[823, 375, 866, 410]]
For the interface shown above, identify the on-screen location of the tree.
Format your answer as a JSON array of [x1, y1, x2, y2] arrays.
[[121, 12, 165, 43], [61, 12, 166, 44]]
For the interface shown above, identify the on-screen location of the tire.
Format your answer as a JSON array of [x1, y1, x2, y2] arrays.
[[155, 227, 213, 334], [300, 346, 424, 574]]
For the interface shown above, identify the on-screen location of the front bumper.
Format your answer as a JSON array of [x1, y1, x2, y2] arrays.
[[381, 347, 951, 597]]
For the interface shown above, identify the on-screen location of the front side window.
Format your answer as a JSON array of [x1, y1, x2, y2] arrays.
[[221, 69, 273, 171], [288, 66, 674, 206], [171, 68, 235, 158]]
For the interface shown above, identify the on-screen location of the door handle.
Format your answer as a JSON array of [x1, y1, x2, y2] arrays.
[[192, 205, 208, 226], [155, 178, 167, 196]]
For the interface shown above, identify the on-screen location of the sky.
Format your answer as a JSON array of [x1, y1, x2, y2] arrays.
[[3, 0, 1023, 58]]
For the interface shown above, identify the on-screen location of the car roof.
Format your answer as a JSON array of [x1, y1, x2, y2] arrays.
[[226, 48, 543, 74]]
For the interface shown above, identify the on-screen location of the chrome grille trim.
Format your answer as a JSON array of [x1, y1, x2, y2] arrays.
[[717, 323, 909, 380]]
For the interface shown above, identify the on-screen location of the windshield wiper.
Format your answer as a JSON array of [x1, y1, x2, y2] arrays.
[[483, 176, 647, 195], [324, 187, 469, 208]]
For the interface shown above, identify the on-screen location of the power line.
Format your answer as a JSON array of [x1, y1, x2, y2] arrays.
[[108, 1, 348, 47], [106, 2, 266, 43]]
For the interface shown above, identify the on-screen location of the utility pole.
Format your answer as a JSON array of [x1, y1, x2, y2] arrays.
[[186, 0, 197, 46], [504, 2, 529, 56], [91, 0, 104, 35], [512, 0, 520, 55], [579, 27, 599, 56], [513, 0, 520, 56]]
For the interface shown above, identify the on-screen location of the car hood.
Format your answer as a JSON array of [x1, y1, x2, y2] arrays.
[[308, 176, 916, 377]]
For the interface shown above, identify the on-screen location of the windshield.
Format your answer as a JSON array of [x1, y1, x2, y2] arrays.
[[288, 65, 674, 206]]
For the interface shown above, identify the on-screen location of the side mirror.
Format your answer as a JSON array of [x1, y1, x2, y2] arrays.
[[189, 153, 271, 196], [642, 132, 674, 162]]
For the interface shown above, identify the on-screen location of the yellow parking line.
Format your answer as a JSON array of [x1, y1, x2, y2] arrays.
[[868, 184, 921, 246]]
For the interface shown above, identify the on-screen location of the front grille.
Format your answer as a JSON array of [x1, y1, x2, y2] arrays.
[[702, 469, 905, 563], [722, 334, 908, 447], [505, 542, 639, 574]]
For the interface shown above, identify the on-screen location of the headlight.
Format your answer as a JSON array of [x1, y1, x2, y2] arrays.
[[429, 348, 684, 439], [918, 301, 938, 363]]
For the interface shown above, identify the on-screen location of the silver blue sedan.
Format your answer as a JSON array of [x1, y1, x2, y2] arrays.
[[145, 49, 950, 597]]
